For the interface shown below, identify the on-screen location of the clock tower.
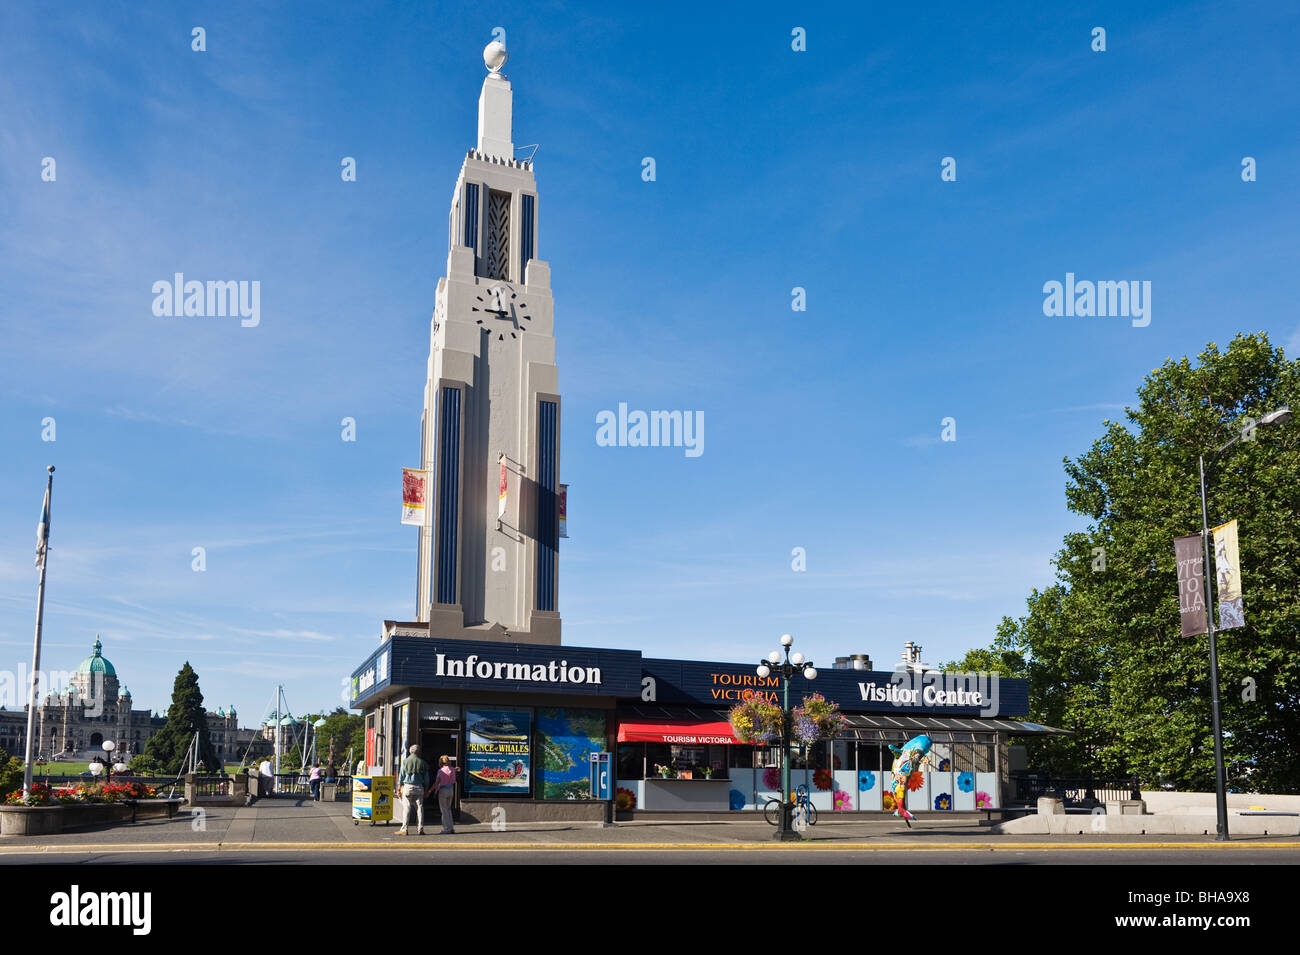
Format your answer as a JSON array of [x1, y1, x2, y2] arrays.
[[415, 41, 562, 645]]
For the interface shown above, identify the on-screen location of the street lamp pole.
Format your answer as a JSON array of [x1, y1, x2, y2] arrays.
[[1196, 404, 1290, 842], [1198, 452, 1229, 841], [756, 634, 817, 842]]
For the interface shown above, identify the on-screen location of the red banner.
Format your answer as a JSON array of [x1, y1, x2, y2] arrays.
[[617, 721, 740, 745]]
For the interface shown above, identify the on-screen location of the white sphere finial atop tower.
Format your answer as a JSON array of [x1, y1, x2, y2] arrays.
[[484, 39, 508, 77]]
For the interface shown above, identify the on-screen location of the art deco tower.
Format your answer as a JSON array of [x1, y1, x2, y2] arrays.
[[415, 41, 561, 645]]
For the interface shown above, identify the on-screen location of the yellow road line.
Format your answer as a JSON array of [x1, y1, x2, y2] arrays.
[[2, 841, 1297, 853]]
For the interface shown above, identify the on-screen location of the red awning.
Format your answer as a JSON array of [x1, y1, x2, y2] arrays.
[[617, 721, 741, 745]]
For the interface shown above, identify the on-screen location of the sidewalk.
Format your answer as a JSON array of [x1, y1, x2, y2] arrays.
[[4, 797, 1298, 850]]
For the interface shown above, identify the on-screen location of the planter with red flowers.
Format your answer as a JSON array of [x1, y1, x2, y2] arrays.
[[1, 780, 179, 835]]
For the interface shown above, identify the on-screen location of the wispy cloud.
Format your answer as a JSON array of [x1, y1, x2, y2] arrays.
[[233, 628, 338, 643]]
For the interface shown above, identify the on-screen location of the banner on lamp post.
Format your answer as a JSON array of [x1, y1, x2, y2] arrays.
[[558, 484, 568, 538], [1174, 534, 1207, 637], [1212, 519, 1245, 630]]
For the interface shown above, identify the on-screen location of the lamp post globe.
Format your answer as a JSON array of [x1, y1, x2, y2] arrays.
[[756, 664, 771, 678]]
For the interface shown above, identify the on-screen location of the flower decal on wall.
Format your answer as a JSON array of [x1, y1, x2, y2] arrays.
[[813, 768, 833, 791], [957, 772, 975, 793], [859, 771, 875, 792], [907, 770, 924, 792], [762, 767, 781, 791], [834, 789, 853, 811], [615, 787, 636, 811], [934, 792, 952, 810], [938, 758, 951, 771], [976, 791, 992, 809], [729, 789, 746, 811]]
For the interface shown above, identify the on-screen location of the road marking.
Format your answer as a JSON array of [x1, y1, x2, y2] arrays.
[[2, 841, 1297, 853]]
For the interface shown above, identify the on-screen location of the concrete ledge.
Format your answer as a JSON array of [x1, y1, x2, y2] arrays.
[[61, 803, 133, 831], [1141, 791, 1300, 813], [458, 799, 607, 823], [0, 805, 64, 836], [994, 810, 1300, 835], [128, 798, 184, 820]]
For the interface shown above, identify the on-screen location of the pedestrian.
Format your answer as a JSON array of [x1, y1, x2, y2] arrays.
[[309, 762, 323, 801], [397, 744, 430, 835], [434, 755, 456, 834], [258, 758, 273, 798], [325, 761, 337, 784]]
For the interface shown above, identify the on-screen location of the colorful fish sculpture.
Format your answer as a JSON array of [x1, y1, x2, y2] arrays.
[[888, 734, 932, 826]]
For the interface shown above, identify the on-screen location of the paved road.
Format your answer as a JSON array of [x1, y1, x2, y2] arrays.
[[4, 799, 1296, 864], [3, 845, 1299, 864]]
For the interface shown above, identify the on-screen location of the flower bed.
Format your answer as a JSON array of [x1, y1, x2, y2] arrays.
[[1, 780, 175, 835]]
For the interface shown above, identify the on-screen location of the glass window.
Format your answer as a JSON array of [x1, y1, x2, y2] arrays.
[[831, 739, 853, 773], [641, 743, 729, 779], [617, 743, 644, 780], [729, 745, 755, 769]]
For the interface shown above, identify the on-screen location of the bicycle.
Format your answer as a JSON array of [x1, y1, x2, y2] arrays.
[[763, 784, 817, 829]]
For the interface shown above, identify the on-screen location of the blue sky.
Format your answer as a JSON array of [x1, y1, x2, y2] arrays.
[[2, 1, 1297, 728]]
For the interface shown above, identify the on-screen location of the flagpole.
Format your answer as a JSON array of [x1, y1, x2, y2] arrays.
[[22, 465, 55, 800]]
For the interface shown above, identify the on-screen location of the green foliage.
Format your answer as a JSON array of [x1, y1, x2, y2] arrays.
[[939, 620, 1029, 679], [953, 334, 1300, 792], [128, 754, 164, 776], [314, 708, 362, 770], [0, 748, 25, 799], [144, 663, 221, 774]]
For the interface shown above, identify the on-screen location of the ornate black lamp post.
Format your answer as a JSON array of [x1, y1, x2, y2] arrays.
[[757, 634, 817, 842]]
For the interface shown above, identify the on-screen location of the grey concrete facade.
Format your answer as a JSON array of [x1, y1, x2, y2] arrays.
[[414, 55, 562, 647]]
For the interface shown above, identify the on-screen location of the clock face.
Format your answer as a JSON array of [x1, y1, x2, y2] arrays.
[[470, 284, 532, 340]]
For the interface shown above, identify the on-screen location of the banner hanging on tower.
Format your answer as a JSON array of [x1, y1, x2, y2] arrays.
[[559, 484, 568, 538], [1213, 519, 1245, 630], [401, 468, 430, 526], [499, 457, 508, 519]]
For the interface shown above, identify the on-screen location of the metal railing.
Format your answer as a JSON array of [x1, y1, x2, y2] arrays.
[[259, 774, 353, 798], [192, 775, 232, 799], [1012, 773, 1141, 808]]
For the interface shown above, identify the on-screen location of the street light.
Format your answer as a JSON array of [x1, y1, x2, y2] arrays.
[[1198, 405, 1289, 841], [103, 740, 116, 778], [756, 634, 817, 842]]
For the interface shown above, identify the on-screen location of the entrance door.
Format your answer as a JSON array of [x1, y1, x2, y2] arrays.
[[420, 728, 461, 821]]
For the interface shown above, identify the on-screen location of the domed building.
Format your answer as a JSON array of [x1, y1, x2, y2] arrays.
[[0, 636, 262, 765]]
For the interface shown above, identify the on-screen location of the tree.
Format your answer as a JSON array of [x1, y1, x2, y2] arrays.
[[953, 334, 1300, 792], [0, 747, 24, 799], [128, 754, 164, 776], [314, 707, 363, 769], [144, 663, 221, 774]]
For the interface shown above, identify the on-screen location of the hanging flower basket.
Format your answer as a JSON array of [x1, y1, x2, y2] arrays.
[[791, 693, 847, 745], [728, 698, 783, 744]]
